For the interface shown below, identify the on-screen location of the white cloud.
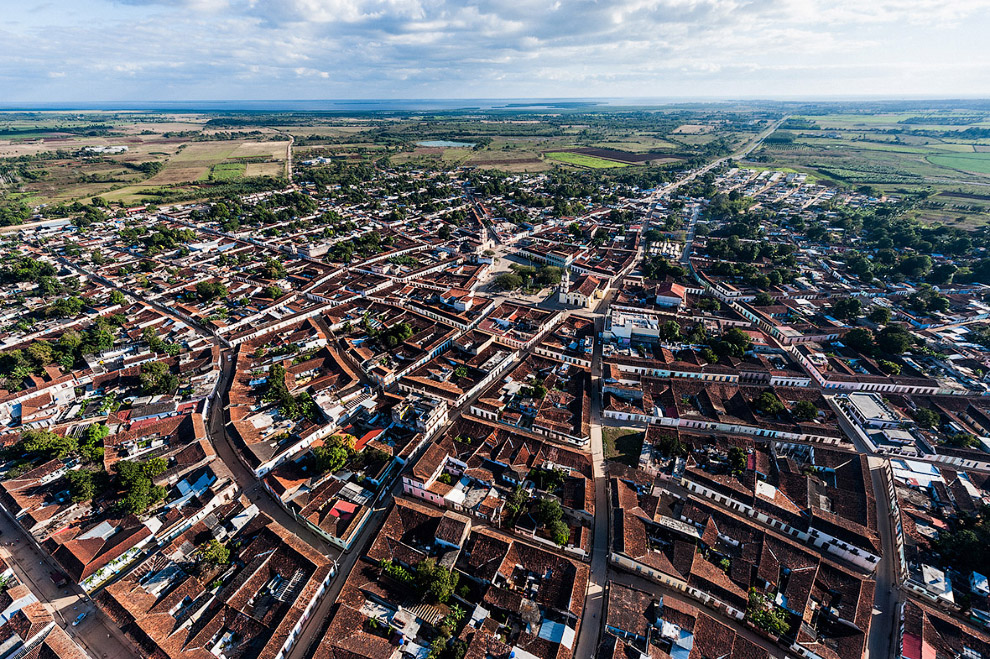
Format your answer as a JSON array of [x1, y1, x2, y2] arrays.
[[0, 0, 987, 101]]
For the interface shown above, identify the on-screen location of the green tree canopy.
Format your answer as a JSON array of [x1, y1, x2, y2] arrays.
[[140, 360, 178, 395], [198, 539, 231, 566], [792, 400, 818, 423], [415, 558, 459, 604]]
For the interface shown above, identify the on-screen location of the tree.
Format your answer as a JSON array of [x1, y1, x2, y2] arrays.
[[946, 433, 978, 449], [877, 325, 913, 355], [755, 391, 786, 416], [793, 400, 818, 422], [549, 519, 570, 546], [494, 273, 523, 291], [195, 281, 228, 302], [58, 330, 82, 352], [260, 257, 287, 280], [844, 328, 875, 354], [140, 360, 177, 395], [535, 498, 563, 526], [263, 285, 284, 299], [913, 407, 940, 430], [109, 290, 127, 306], [728, 447, 747, 475], [709, 327, 752, 359], [878, 359, 902, 375], [899, 254, 933, 279], [659, 320, 681, 342], [929, 296, 950, 313], [198, 539, 230, 566], [144, 456, 168, 477], [845, 253, 872, 279], [536, 266, 563, 286], [747, 588, 792, 637], [21, 429, 77, 460], [415, 558, 459, 604], [831, 297, 861, 320], [81, 422, 109, 463], [655, 433, 687, 458], [929, 263, 958, 286], [26, 341, 53, 366], [115, 458, 168, 515], [695, 297, 721, 312], [48, 296, 85, 318], [643, 229, 663, 245], [313, 443, 348, 474], [752, 292, 774, 307], [65, 469, 100, 502], [868, 307, 892, 325]]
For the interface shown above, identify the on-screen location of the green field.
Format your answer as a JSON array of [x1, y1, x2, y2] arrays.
[[927, 152, 990, 175], [545, 152, 629, 168], [206, 162, 246, 181]]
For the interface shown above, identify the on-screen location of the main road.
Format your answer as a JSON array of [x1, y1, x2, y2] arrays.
[[645, 114, 790, 208]]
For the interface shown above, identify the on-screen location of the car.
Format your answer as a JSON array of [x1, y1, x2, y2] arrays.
[[72, 612, 87, 626], [49, 571, 68, 587]]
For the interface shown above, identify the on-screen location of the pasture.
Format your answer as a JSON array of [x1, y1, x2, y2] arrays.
[[928, 152, 990, 175], [204, 162, 246, 181], [545, 152, 629, 168]]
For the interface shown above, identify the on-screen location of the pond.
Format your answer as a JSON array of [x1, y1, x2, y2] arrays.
[[416, 140, 476, 148]]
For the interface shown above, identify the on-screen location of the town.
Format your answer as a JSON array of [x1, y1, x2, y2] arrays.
[[1, 105, 990, 659]]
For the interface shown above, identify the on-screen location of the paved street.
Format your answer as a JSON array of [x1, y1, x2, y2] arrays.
[[206, 355, 342, 556], [866, 456, 900, 659], [0, 511, 136, 659]]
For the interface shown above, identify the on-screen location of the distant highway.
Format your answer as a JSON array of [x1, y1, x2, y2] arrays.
[[644, 114, 789, 218]]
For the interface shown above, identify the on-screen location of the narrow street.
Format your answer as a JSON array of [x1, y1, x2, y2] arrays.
[[572, 319, 610, 657], [836, 399, 902, 659], [866, 456, 900, 659], [0, 511, 137, 659]]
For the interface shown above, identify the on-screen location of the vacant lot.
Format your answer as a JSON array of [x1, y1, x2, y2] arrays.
[[245, 161, 285, 177], [603, 427, 645, 467], [545, 151, 629, 169], [673, 124, 710, 134], [229, 140, 289, 160]]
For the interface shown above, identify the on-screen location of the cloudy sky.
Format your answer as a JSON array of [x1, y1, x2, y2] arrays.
[[3, 0, 990, 103]]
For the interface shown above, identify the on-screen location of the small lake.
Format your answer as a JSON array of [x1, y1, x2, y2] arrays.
[[416, 140, 476, 148]]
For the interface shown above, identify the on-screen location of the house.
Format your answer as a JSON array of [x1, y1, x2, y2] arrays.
[[655, 282, 687, 309]]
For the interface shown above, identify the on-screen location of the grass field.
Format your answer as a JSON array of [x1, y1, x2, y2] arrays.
[[244, 161, 285, 177], [927, 152, 990, 175], [603, 427, 645, 467], [545, 151, 629, 168], [204, 162, 246, 181]]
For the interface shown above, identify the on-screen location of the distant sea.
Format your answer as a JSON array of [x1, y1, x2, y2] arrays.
[[0, 98, 636, 112]]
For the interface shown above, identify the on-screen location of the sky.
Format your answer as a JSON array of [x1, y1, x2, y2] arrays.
[[3, 0, 990, 103]]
